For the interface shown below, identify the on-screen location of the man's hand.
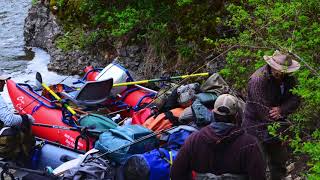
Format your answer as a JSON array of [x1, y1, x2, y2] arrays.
[[26, 114, 35, 124], [269, 107, 282, 120], [20, 114, 35, 130]]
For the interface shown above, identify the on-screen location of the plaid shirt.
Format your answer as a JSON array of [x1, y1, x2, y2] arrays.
[[242, 65, 300, 140]]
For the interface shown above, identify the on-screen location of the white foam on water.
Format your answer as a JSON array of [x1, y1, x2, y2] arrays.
[[3, 48, 80, 104]]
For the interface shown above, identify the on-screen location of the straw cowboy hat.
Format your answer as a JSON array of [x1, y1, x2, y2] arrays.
[[263, 50, 300, 73]]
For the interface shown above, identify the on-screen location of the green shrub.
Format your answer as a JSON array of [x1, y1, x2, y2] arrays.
[[212, 0, 320, 177]]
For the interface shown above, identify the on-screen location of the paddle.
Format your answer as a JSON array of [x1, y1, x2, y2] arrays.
[[112, 72, 210, 87], [36, 72, 77, 116]]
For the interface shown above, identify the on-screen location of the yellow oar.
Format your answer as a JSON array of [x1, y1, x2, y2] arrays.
[[36, 72, 77, 116], [113, 72, 209, 87]]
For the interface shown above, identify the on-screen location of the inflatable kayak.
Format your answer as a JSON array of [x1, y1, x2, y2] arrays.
[[6, 79, 95, 151]]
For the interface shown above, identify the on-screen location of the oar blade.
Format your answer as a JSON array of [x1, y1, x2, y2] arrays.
[[36, 72, 43, 84]]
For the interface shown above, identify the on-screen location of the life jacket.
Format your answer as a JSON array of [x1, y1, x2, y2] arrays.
[[0, 122, 35, 162], [143, 108, 184, 132], [41, 84, 75, 101], [131, 107, 155, 125]]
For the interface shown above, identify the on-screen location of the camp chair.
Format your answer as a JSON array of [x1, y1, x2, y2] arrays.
[[61, 78, 113, 107]]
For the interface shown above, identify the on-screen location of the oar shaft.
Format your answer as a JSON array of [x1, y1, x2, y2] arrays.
[[112, 72, 209, 87], [42, 83, 77, 115], [113, 80, 150, 87]]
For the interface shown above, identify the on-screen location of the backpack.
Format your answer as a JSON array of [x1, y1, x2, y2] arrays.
[[0, 126, 35, 163], [191, 99, 214, 127], [152, 83, 180, 112], [143, 108, 184, 133], [195, 92, 218, 109], [79, 114, 118, 135], [162, 125, 198, 149], [123, 148, 178, 180], [177, 83, 200, 107], [179, 100, 214, 127], [94, 125, 158, 164], [61, 154, 116, 180], [200, 73, 230, 95]]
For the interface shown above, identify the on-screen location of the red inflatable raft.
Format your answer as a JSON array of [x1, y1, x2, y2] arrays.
[[83, 64, 157, 116], [7, 79, 94, 151]]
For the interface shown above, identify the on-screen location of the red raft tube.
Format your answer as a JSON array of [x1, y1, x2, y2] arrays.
[[81, 64, 157, 116], [7, 79, 95, 151]]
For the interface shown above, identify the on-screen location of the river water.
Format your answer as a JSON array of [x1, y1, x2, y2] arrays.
[[0, 0, 78, 102]]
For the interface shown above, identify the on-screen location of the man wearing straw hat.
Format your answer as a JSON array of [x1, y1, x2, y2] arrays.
[[242, 50, 301, 180]]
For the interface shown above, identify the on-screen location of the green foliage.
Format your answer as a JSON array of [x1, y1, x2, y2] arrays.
[[176, 0, 193, 7], [31, 0, 38, 5], [215, 0, 320, 177], [49, 0, 223, 60], [55, 27, 100, 52], [176, 37, 197, 59]]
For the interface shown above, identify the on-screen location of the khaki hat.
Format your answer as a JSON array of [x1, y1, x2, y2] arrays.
[[212, 94, 238, 116], [263, 50, 300, 73], [0, 75, 10, 81]]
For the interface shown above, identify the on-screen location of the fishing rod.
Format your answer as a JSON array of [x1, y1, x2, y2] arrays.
[[289, 51, 320, 76], [35, 137, 85, 154], [112, 72, 210, 87], [32, 123, 103, 134]]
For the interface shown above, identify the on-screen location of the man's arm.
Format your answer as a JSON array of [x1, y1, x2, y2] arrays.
[[246, 76, 270, 121], [0, 95, 22, 126], [170, 136, 193, 180]]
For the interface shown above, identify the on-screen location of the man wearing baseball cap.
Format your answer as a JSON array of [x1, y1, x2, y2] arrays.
[[242, 50, 301, 180], [171, 94, 266, 180]]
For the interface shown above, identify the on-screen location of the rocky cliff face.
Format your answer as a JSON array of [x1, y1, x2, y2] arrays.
[[24, 2, 223, 80]]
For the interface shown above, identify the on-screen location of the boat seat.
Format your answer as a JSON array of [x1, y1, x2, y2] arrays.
[[61, 78, 113, 107]]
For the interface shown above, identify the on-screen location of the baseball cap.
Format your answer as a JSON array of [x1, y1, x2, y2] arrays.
[[212, 94, 238, 116]]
